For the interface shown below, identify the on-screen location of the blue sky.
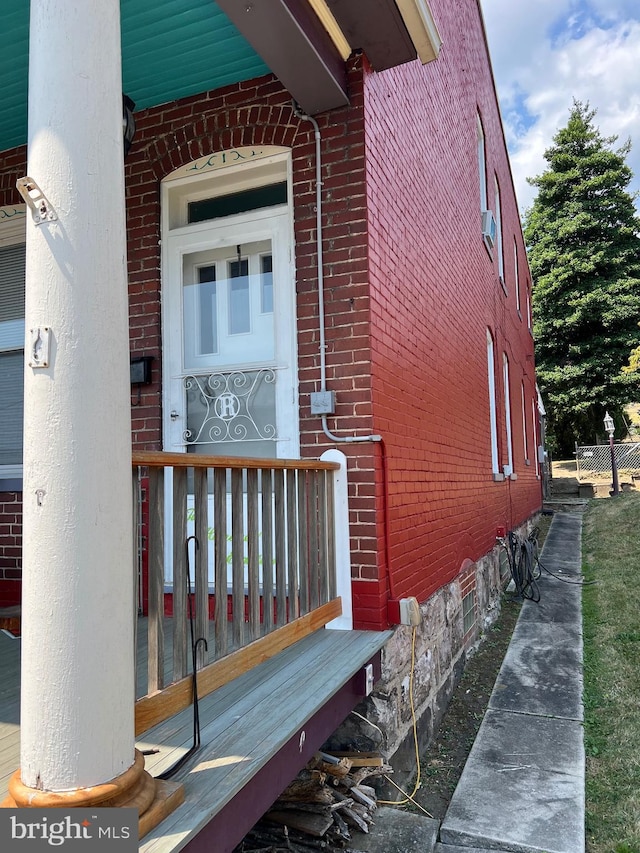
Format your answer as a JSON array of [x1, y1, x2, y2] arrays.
[[481, 0, 640, 214]]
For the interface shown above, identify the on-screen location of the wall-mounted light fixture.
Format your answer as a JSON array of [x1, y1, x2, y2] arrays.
[[123, 94, 136, 158], [130, 355, 153, 406], [129, 355, 153, 406], [130, 355, 153, 386]]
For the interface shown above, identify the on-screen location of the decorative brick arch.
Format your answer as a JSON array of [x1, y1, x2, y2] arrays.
[[144, 105, 306, 184]]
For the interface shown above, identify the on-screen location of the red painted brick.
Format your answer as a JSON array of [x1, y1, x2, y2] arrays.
[[0, 1, 540, 625]]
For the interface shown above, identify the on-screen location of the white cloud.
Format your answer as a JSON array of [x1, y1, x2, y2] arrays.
[[481, 0, 640, 214]]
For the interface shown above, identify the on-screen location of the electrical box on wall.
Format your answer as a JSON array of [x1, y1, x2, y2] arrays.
[[310, 390, 335, 415], [399, 597, 421, 626], [364, 663, 374, 696]]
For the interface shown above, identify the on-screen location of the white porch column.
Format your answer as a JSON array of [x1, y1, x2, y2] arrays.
[[19, 0, 133, 791]]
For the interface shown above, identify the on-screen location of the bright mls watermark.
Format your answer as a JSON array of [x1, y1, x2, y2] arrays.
[[0, 808, 138, 850]]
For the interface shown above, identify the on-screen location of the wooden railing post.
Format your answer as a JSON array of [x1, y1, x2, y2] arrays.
[[320, 450, 352, 630], [147, 466, 165, 692]]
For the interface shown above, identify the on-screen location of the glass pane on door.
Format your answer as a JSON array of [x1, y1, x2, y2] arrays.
[[182, 239, 274, 370], [181, 238, 277, 457]]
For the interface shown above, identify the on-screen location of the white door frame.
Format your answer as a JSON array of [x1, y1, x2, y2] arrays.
[[159, 153, 299, 588], [162, 207, 298, 459]]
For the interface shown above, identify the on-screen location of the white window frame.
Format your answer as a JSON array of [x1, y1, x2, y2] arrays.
[[521, 381, 529, 464], [494, 176, 504, 284], [532, 397, 540, 477], [0, 206, 27, 483], [514, 238, 520, 314], [477, 112, 488, 215], [486, 330, 500, 478], [502, 353, 513, 477]]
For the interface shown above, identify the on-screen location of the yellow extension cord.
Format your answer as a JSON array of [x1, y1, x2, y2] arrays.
[[377, 626, 432, 817]]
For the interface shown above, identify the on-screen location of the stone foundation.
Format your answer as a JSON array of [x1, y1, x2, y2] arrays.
[[325, 514, 539, 792]]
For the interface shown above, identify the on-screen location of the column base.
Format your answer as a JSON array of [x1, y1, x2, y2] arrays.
[[1, 750, 184, 840]]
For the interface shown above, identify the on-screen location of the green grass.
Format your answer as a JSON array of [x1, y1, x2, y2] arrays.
[[583, 492, 640, 853]]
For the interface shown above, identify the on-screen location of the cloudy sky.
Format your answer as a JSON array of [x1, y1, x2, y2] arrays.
[[480, 0, 640, 215]]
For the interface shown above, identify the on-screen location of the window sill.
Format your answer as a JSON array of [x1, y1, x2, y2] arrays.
[[509, 473, 518, 481], [492, 472, 505, 482], [499, 276, 507, 297]]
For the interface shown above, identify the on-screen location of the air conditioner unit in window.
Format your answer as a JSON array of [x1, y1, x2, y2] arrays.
[[482, 209, 497, 249]]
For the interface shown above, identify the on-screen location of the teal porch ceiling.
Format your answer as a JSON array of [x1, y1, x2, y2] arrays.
[[0, 0, 269, 154]]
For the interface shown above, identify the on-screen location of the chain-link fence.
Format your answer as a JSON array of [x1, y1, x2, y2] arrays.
[[576, 442, 640, 481]]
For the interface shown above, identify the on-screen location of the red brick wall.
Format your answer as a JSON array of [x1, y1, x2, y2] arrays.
[[0, 492, 22, 604], [0, 3, 541, 627], [356, 0, 542, 625], [0, 67, 379, 612], [123, 63, 380, 600], [124, 65, 373, 459]]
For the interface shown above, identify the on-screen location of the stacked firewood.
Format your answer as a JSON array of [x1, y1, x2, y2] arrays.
[[235, 751, 391, 852]]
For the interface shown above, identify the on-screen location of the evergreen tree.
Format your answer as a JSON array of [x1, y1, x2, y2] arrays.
[[524, 101, 640, 456]]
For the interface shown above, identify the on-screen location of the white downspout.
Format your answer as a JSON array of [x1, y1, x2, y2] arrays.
[[292, 103, 381, 445]]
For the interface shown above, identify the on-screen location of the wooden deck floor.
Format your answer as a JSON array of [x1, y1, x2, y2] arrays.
[[0, 623, 390, 853]]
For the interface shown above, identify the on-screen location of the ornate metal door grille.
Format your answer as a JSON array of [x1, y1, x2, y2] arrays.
[[184, 368, 277, 445]]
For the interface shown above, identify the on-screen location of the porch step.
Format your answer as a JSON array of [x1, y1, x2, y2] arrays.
[[138, 627, 392, 853], [550, 476, 580, 496]]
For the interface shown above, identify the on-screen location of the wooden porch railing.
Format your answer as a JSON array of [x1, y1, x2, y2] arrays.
[[132, 451, 345, 735]]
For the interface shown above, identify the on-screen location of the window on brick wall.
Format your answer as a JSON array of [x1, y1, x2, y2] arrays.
[[477, 112, 488, 214], [521, 381, 529, 465], [514, 238, 520, 314], [494, 176, 504, 284], [532, 396, 540, 477], [503, 353, 513, 477], [486, 329, 500, 478], [0, 211, 26, 484]]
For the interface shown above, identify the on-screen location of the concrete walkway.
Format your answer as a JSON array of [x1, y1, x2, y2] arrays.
[[438, 511, 585, 853]]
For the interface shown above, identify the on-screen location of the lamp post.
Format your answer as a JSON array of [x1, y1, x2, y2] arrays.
[[604, 411, 620, 496]]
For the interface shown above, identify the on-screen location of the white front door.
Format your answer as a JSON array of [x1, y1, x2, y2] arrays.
[[163, 207, 298, 459]]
